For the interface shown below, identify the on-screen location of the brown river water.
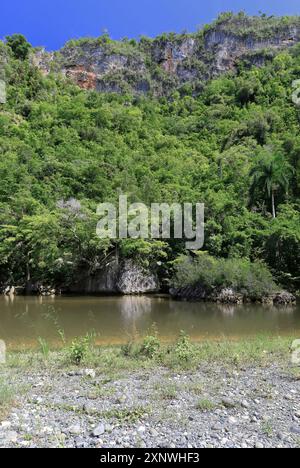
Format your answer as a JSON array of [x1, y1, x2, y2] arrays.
[[0, 295, 299, 350]]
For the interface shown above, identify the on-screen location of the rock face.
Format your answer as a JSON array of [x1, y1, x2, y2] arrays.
[[67, 259, 159, 295], [170, 285, 296, 305], [32, 15, 300, 96], [170, 285, 244, 304], [117, 260, 159, 294], [67, 259, 120, 294], [1, 286, 25, 296]]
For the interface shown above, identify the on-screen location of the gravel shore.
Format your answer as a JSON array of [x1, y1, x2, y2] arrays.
[[1, 359, 300, 448]]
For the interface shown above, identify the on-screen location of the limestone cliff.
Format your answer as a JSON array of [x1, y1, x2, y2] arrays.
[[31, 14, 300, 96]]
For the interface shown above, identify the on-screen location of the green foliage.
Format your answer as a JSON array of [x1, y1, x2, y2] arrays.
[[173, 331, 195, 363], [0, 377, 15, 418], [173, 253, 277, 299], [68, 333, 95, 364], [121, 328, 160, 359], [196, 399, 217, 411], [6, 34, 32, 60], [37, 337, 50, 360], [140, 333, 160, 359], [102, 406, 149, 423], [250, 148, 294, 218], [210, 13, 300, 39]]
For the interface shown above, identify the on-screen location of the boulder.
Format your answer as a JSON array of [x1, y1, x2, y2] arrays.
[[117, 260, 159, 295], [38, 285, 57, 296], [67, 259, 159, 295], [273, 291, 296, 305], [214, 288, 244, 304]]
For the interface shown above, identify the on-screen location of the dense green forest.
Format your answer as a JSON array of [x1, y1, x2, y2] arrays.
[[0, 32, 299, 292]]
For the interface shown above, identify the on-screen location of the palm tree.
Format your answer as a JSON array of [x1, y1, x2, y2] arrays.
[[250, 151, 293, 219]]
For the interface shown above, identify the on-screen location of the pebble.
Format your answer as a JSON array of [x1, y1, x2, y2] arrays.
[[228, 416, 238, 425], [92, 424, 105, 437], [4, 432, 18, 444], [290, 425, 300, 435], [1, 421, 11, 429], [241, 400, 250, 409], [222, 398, 236, 409], [255, 442, 264, 449], [84, 369, 96, 379], [68, 425, 82, 436]]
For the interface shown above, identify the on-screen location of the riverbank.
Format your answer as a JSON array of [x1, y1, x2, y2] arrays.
[[0, 337, 300, 448]]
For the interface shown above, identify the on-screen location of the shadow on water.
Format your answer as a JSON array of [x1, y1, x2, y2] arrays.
[[0, 295, 299, 350]]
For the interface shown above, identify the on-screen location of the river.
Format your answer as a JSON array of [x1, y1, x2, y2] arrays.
[[0, 295, 299, 350]]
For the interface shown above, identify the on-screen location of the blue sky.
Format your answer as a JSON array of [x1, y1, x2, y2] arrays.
[[1, 0, 300, 50]]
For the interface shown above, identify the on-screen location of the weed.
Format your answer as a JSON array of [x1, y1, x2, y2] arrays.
[[158, 384, 177, 400], [196, 399, 217, 412], [68, 332, 95, 365], [102, 406, 151, 424], [37, 337, 50, 360], [0, 377, 15, 419]]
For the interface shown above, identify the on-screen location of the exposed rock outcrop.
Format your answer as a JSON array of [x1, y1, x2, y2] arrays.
[[170, 285, 296, 305], [2, 286, 25, 296], [66, 259, 159, 295], [117, 260, 159, 294], [273, 291, 297, 305], [67, 260, 120, 294], [170, 285, 244, 304], [31, 15, 300, 96]]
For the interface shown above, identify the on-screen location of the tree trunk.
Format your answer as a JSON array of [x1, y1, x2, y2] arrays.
[[271, 190, 276, 219], [218, 158, 223, 179], [25, 255, 32, 294]]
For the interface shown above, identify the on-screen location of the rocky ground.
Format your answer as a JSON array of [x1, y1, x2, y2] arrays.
[[0, 360, 300, 448]]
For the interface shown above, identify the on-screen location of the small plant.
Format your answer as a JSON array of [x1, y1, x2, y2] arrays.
[[174, 331, 195, 363], [288, 368, 300, 381], [121, 340, 140, 358], [196, 399, 216, 412], [121, 326, 160, 359], [37, 337, 50, 360], [0, 378, 15, 419], [140, 330, 160, 359], [185, 381, 203, 395], [68, 332, 95, 365], [262, 421, 273, 437], [57, 328, 66, 346], [102, 406, 150, 424], [159, 384, 177, 400]]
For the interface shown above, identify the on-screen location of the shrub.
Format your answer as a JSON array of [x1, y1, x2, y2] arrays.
[[6, 34, 31, 60], [68, 333, 95, 365], [121, 340, 140, 358], [121, 329, 160, 359], [173, 331, 195, 363], [172, 253, 276, 299], [140, 335, 160, 359]]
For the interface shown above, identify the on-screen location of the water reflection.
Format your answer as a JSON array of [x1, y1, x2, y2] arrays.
[[0, 339, 6, 363], [0, 295, 299, 350]]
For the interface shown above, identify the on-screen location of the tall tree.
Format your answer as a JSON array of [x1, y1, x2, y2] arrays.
[[250, 151, 293, 218]]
